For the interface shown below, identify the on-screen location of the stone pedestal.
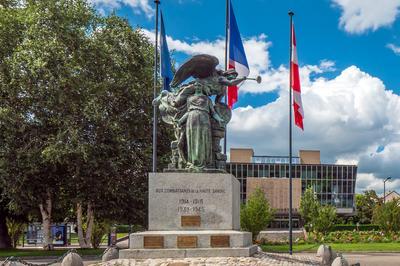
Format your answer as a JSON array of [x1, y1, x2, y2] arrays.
[[119, 173, 257, 259], [148, 173, 240, 231]]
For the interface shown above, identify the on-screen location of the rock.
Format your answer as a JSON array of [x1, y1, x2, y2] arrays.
[[61, 252, 84, 266], [331, 255, 349, 266], [257, 246, 262, 253], [116, 239, 129, 249], [316, 244, 338, 265], [102, 247, 119, 262]]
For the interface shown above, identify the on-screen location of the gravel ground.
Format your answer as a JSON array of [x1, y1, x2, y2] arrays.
[[89, 252, 321, 266]]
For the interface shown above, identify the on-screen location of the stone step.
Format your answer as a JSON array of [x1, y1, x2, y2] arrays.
[[119, 246, 258, 259]]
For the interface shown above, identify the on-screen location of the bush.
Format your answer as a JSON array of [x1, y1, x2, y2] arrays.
[[372, 199, 400, 233], [6, 218, 25, 248], [300, 187, 337, 234], [115, 224, 144, 233], [241, 187, 274, 241], [311, 205, 336, 234], [299, 187, 319, 230], [91, 220, 109, 248]]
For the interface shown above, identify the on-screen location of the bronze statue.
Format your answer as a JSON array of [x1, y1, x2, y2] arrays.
[[153, 54, 259, 172]]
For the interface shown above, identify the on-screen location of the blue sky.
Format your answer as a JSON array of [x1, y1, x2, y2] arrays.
[[110, 0, 400, 95], [91, 0, 400, 194]]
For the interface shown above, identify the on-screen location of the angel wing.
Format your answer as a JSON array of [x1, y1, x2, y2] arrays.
[[170, 54, 219, 88]]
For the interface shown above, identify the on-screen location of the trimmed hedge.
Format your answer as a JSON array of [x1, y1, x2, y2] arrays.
[[333, 224, 380, 231], [115, 224, 144, 233]]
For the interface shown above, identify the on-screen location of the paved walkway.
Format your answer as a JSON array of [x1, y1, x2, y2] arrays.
[[2, 252, 400, 265], [345, 252, 400, 266]]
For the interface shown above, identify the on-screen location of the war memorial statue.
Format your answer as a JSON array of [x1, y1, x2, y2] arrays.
[[153, 54, 259, 172], [120, 54, 260, 259]]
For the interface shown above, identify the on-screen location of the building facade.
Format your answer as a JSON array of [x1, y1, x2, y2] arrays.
[[383, 191, 400, 202], [226, 148, 357, 228]]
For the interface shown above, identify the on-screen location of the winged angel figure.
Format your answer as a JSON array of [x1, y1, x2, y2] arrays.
[[153, 54, 247, 172]]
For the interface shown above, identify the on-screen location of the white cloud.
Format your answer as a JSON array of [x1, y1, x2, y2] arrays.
[[228, 65, 400, 194], [357, 173, 400, 194], [332, 0, 400, 34], [387, 43, 400, 55], [141, 28, 272, 84], [89, 0, 154, 17]]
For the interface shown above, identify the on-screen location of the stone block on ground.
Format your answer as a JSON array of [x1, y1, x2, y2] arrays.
[[61, 252, 83, 266], [331, 256, 349, 266], [316, 244, 338, 266], [102, 247, 119, 262]]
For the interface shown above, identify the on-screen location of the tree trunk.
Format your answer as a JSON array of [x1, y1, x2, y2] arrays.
[[0, 207, 12, 249], [76, 202, 94, 248], [85, 203, 94, 246], [39, 192, 53, 250]]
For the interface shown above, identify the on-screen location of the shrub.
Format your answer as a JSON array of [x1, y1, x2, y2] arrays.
[[6, 218, 25, 248], [311, 205, 336, 234], [372, 199, 400, 233], [91, 220, 109, 248], [299, 187, 319, 230], [115, 224, 144, 233], [241, 187, 274, 241]]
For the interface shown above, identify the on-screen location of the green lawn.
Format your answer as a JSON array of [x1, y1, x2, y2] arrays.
[[0, 248, 105, 259], [262, 242, 400, 253]]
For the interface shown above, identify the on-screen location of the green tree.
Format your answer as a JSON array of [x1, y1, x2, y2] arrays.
[[311, 205, 337, 234], [0, 0, 171, 249], [241, 188, 274, 241], [299, 187, 319, 229], [372, 199, 400, 232], [355, 190, 381, 224]]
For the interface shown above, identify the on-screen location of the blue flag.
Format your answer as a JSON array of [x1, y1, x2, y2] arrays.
[[160, 11, 173, 91]]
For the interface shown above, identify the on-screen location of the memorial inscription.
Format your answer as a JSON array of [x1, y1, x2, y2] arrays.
[[155, 187, 226, 214], [177, 236, 198, 248], [210, 235, 230, 248], [143, 236, 164, 249], [181, 215, 201, 227]]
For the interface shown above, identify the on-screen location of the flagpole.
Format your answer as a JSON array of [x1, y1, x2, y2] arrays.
[[223, 0, 229, 156], [288, 10, 294, 255], [152, 0, 160, 173]]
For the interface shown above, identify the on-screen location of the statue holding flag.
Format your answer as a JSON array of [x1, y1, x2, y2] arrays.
[[153, 1, 261, 172], [153, 54, 251, 171]]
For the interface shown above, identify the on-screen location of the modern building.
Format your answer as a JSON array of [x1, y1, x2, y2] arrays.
[[226, 148, 358, 228]]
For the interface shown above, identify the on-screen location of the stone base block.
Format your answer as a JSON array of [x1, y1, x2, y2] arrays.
[[119, 246, 258, 259], [120, 230, 256, 259], [129, 230, 252, 249]]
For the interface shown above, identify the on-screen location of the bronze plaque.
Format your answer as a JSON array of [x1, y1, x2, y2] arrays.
[[177, 236, 197, 248], [143, 236, 164, 249], [181, 215, 201, 227], [210, 235, 230, 248]]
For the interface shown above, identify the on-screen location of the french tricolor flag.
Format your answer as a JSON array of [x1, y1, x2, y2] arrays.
[[228, 0, 249, 109]]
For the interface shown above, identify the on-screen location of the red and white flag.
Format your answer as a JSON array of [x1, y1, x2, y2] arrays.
[[291, 24, 304, 130]]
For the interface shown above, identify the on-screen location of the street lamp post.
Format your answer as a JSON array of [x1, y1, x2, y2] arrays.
[[383, 177, 392, 203]]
